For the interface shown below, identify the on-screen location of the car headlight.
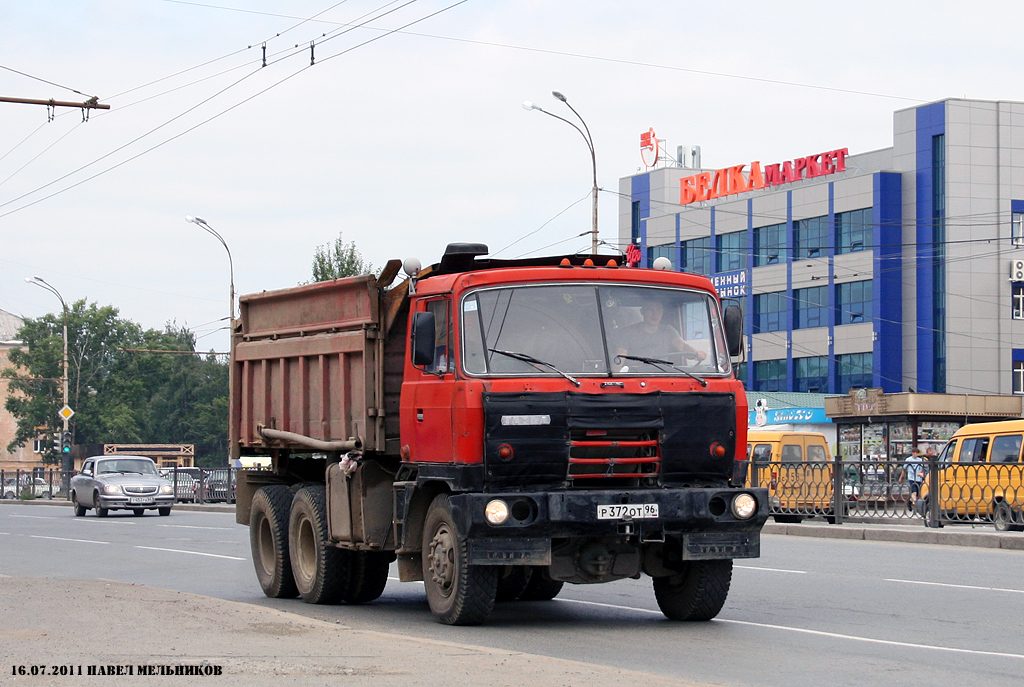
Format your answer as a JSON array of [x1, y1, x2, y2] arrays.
[[731, 493, 757, 519], [159, 484, 174, 495], [103, 483, 122, 495], [484, 499, 509, 525]]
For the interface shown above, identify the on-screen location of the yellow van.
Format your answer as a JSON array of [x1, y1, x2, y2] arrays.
[[920, 420, 1024, 531], [747, 430, 834, 523]]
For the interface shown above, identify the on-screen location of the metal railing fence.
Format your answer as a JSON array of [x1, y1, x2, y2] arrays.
[[748, 455, 1024, 531]]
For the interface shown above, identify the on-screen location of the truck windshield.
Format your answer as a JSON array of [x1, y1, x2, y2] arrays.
[[461, 284, 731, 377]]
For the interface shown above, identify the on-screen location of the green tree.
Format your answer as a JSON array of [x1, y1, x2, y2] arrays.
[[311, 232, 374, 282], [3, 306, 229, 466]]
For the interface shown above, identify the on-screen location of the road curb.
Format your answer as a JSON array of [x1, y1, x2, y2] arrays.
[[763, 521, 1024, 550]]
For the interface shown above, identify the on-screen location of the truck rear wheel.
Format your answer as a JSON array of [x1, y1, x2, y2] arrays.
[[516, 566, 564, 601], [345, 551, 392, 604], [495, 566, 532, 602], [422, 494, 499, 625], [250, 485, 299, 599], [289, 484, 349, 604], [653, 559, 733, 621]]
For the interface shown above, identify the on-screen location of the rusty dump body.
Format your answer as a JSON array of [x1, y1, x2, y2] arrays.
[[230, 273, 398, 457], [232, 247, 768, 625]]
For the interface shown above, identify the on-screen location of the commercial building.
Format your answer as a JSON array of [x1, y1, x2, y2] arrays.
[[620, 98, 1024, 398]]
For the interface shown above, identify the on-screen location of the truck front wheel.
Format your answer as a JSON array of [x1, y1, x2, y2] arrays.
[[653, 559, 733, 621], [422, 494, 498, 625], [289, 485, 349, 604], [250, 485, 299, 599]]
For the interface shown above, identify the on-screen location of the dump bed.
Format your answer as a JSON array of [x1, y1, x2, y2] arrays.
[[229, 274, 406, 459]]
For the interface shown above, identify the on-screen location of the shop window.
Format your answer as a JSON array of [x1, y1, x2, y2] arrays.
[[795, 286, 827, 329], [794, 216, 828, 259], [716, 231, 747, 272], [794, 356, 828, 393], [682, 237, 711, 276], [836, 208, 871, 254], [647, 243, 674, 268], [836, 352, 872, 393], [753, 359, 786, 392], [754, 292, 786, 333], [1013, 284, 1024, 320], [754, 223, 786, 266], [836, 280, 873, 325]]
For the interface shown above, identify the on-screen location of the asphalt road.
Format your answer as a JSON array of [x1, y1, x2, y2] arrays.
[[2, 502, 1023, 686]]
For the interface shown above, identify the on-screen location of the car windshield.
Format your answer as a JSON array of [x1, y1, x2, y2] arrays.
[[461, 283, 731, 377], [97, 458, 158, 475]]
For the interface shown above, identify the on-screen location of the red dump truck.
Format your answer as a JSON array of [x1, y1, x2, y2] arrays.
[[232, 243, 767, 625]]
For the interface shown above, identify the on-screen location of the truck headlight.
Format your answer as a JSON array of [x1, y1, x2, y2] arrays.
[[103, 484, 122, 495], [731, 493, 757, 519], [485, 499, 509, 525]]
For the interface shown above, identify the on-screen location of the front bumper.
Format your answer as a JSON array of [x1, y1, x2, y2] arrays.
[[97, 495, 175, 509], [447, 487, 768, 563]]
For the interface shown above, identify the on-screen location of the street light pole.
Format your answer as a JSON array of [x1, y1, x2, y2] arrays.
[[523, 91, 599, 254], [185, 215, 236, 323], [25, 276, 69, 482]]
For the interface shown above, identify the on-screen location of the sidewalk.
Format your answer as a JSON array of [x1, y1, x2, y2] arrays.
[[763, 518, 1024, 550], [0, 577, 708, 687]]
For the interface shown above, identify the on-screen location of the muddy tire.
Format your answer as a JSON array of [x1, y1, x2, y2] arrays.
[[289, 485, 348, 604], [250, 484, 299, 599], [516, 566, 564, 601], [345, 551, 392, 604], [653, 559, 733, 621], [422, 494, 498, 625]]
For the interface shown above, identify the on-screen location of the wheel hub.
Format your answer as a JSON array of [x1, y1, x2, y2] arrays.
[[428, 524, 456, 595]]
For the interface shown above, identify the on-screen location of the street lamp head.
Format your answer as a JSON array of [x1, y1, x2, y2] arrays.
[[522, 100, 537, 111], [552, 90, 567, 102], [185, 215, 207, 225], [24, 277, 33, 284]]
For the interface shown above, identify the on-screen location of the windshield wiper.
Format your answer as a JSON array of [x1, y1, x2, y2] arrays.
[[488, 348, 581, 387], [617, 354, 707, 387]]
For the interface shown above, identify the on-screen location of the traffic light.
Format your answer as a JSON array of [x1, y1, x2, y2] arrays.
[[61, 431, 72, 454], [52, 432, 61, 452]]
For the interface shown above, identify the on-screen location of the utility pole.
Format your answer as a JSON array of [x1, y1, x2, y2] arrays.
[[0, 95, 109, 121]]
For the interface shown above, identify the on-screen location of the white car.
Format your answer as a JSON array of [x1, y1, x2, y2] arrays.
[[2, 477, 55, 499], [70, 455, 175, 517]]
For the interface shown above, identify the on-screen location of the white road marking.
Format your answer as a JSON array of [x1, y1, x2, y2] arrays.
[[135, 546, 244, 561], [7, 514, 56, 520], [30, 535, 108, 545], [886, 578, 1024, 595], [736, 565, 807, 574], [556, 598, 1024, 660], [158, 524, 234, 531]]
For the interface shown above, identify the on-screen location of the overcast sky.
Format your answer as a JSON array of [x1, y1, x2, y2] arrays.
[[1, 1, 1019, 354]]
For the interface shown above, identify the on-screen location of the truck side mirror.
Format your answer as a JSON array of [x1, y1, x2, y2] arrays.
[[411, 311, 436, 367], [724, 304, 743, 357]]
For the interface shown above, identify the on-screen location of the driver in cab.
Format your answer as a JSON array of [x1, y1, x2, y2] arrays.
[[615, 297, 706, 367]]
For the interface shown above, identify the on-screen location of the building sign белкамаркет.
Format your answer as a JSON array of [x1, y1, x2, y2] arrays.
[[679, 148, 849, 206]]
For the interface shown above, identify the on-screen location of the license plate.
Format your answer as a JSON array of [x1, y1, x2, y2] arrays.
[[128, 497, 154, 505], [597, 503, 658, 520]]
